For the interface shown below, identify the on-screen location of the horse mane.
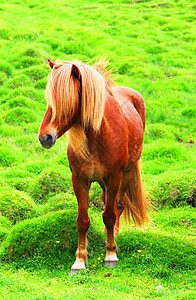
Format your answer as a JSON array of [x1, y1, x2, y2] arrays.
[[45, 59, 115, 132]]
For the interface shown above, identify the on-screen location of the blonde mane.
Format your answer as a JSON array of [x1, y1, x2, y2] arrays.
[[46, 59, 114, 131], [45, 59, 114, 159]]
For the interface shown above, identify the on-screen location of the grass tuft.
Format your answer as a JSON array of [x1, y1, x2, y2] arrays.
[[0, 189, 36, 224]]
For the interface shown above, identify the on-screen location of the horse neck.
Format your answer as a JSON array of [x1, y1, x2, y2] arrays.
[[85, 92, 125, 147]]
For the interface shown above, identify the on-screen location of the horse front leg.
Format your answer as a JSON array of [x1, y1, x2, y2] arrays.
[[103, 172, 122, 267], [70, 173, 90, 274]]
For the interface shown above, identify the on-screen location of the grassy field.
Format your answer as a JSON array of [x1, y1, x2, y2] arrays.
[[0, 0, 195, 299]]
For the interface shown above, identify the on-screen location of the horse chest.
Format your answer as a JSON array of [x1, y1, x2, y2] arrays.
[[81, 159, 107, 182]]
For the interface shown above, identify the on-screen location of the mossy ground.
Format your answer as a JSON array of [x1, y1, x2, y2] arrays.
[[0, 0, 195, 299]]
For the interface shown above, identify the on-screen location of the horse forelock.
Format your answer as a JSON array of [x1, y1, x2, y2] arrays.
[[45, 62, 80, 123], [45, 60, 114, 131]]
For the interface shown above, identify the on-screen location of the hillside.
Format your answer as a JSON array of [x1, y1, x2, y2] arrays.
[[0, 0, 195, 299]]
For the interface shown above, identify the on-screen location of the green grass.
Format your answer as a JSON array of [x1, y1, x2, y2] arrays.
[[0, 0, 195, 299], [0, 207, 195, 299]]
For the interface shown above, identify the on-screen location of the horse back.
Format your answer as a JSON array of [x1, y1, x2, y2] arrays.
[[112, 86, 146, 130]]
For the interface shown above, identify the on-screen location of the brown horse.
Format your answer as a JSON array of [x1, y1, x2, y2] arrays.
[[38, 59, 148, 273]]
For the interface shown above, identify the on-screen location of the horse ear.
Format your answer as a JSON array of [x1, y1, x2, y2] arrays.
[[47, 59, 55, 69], [72, 64, 80, 80]]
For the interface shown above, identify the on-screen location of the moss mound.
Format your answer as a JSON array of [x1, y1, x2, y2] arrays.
[[145, 124, 177, 143], [0, 227, 9, 245], [181, 106, 196, 118], [16, 57, 41, 69], [116, 229, 195, 272], [0, 27, 12, 40], [143, 140, 194, 175], [0, 124, 23, 137], [0, 190, 36, 224], [34, 77, 47, 89], [143, 140, 191, 162], [0, 210, 78, 263], [3, 107, 38, 124], [41, 192, 77, 213], [13, 46, 44, 69], [1, 168, 35, 193], [148, 169, 196, 207], [5, 74, 32, 89], [24, 65, 49, 81], [30, 167, 72, 203], [0, 71, 7, 86], [0, 215, 12, 229], [0, 144, 21, 167], [7, 96, 38, 110], [0, 61, 12, 77], [16, 46, 41, 58], [6, 86, 42, 102], [0, 209, 105, 267]]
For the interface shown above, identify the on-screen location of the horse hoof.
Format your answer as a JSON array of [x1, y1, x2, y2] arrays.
[[70, 259, 86, 275], [69, 269, 80, 276], [104, 260, 118, 267]]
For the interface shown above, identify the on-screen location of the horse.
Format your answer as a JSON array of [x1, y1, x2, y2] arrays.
[[38, 58, 149, 274]]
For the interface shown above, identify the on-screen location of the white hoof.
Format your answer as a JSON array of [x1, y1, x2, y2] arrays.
[[105, 252, 119, 267], [105, 252, 119, 262], [70, 259, 86, 275]]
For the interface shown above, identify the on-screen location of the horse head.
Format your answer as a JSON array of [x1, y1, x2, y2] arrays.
[[38, 59, 81, 149]]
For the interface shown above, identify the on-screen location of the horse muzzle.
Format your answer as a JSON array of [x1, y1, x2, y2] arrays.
[[38, 133, 57, 149]]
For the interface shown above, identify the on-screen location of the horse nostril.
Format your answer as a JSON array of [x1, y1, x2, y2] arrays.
[[38, 133, 57, 149], [46, 134, 53, 145]]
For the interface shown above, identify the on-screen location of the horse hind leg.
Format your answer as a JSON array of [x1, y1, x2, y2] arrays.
[[114, 196, 125, 237], [114, 170, 133, 237], [103, 172, 122, 267]]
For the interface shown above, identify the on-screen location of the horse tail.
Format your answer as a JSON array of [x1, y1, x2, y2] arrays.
[[123, 160, 149, 227]]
